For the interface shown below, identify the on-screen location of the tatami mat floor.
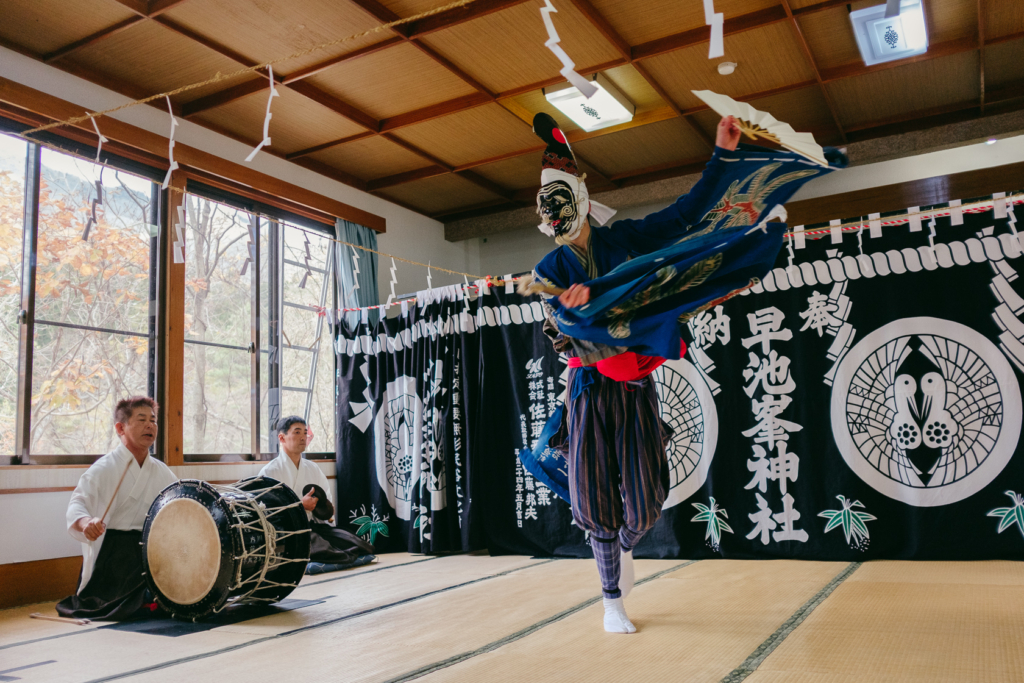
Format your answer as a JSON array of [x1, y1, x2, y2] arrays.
[[2, 554, 1022, 683]]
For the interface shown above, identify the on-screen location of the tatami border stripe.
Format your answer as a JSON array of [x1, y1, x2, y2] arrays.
[[0, 554, 443, 653], [719, 561, 862, 683], [302, 555, 443, 586], [382, 560, 699, 683], [84, 559, 557, 683]]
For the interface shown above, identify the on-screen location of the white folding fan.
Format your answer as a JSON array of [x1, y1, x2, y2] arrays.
[[691, 89, 830, 167]]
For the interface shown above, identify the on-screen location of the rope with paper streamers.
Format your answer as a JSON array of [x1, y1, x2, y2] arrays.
[[18, 0, 477, 138], [786, 193, 1024, 242], [332, 193, 1024, 313]]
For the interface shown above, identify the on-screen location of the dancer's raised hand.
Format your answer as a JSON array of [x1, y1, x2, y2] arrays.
[[716, 115, 741, 151]]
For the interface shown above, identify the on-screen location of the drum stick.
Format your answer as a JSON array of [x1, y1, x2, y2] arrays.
[[30, 613, 91, 626], [100, 456, 134, 525]]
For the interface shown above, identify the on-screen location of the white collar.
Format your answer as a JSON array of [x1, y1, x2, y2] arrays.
[[278, 449, 304, 468]]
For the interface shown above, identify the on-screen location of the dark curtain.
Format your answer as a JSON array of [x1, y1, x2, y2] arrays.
[[335, 219, 379, 331], [336, 286, 483, 553], [337, 196, 1024, 561]]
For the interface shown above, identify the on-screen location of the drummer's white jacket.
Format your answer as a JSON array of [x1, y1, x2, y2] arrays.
[[66, 443, 177, 592], [259, 450, 333, 521]]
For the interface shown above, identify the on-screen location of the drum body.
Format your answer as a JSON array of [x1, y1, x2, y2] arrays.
[[142, 476, 310, 621]]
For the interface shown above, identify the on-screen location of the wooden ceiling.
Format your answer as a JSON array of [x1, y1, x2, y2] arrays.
[[3, 0, 1023, 228]]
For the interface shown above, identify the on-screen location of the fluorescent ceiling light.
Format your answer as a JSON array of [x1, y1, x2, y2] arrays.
[[850, 0, 928, 66], [543, 73, 635, 133]]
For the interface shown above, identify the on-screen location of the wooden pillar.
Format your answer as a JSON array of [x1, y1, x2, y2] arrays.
[[158, 177, 186, 466]]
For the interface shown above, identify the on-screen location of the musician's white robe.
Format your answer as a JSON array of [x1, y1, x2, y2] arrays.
[[66, 444, 177, 592], [259, 450, 333, 521]]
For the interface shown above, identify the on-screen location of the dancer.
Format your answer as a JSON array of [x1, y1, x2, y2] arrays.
[[525, 111, 843, 633]]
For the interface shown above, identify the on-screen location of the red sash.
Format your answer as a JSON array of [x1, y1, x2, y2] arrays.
[[566, 341, 687, 382]]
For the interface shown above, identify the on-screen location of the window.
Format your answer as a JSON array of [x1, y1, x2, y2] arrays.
[[0, 133, 27, 456], [2, 132, 160, 464], [181, 193, 337, 462], [30, 150, 157, 457], [277, 222, 335, 455], [183, 195, 254, 457], [1, 121, 339, 465]]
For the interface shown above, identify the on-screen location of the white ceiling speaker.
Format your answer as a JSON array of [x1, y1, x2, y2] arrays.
[[850, 0, 928, 66]]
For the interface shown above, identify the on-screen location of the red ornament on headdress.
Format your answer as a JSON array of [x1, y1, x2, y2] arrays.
[[534, 113, 579, 178]]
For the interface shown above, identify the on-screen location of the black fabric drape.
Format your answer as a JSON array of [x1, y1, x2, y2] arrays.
[[337, 198, 1024, 561], [336, 287, 483, 553]]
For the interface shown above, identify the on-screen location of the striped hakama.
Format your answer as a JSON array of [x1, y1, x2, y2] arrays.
[[552, 365, 672, 598]]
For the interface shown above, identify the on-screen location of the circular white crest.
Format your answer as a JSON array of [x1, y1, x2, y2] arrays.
[[373, 375, 422, 520], [654, 357, 719, 509], [831, 317, 1021, 507]]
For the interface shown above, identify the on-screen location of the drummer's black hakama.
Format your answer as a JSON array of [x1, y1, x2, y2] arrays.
[[56, 530, 153, 621]]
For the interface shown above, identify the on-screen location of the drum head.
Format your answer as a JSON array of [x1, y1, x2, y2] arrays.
[[147, 498, 222, 605]]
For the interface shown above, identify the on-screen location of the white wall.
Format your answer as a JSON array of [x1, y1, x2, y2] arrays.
[[0, 460, 334, 565], [474, 136, 1024, 277]]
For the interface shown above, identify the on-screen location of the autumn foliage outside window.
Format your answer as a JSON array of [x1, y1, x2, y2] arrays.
[[0, 130, 337, 462]]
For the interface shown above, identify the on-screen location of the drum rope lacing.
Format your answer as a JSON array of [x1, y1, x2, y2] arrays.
[[210, 482, 311, 612]]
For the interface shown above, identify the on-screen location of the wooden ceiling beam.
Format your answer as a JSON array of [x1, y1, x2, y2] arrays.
[[281, 37, 404, 83], [567, 0, 714, 152], [144, 18, 385, 132], [154, 17, 261, 67], [632, 5, 788, 61], [347, 0, 402, 24], [147, 0, 194, 17], [409, 41, 496, 96], [43, 16, 146, 63], [680, 80, 818, 116], [616, 159, 709, 189], [405, 0, 532, 38], [820, 36, 979, 82], [379, 92, 493, 132], [286, 81, 379, 131], [180, 37, 403, 118], [780, 0, 847, 143], [790, 0, 858, 17], [181, 77, 269, 117], [433, 198, 518, 221], [381, 133, 454, 170], [459, 169, 519, 201], [284, 132, 375, 160], [368, 165, 450, 190], [110, 0, 150, 17], [496, 59, 629, 99], [567, 0, 632, 59]]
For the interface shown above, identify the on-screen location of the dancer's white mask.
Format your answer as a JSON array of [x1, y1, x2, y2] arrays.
[[536, 169, 616, 243]]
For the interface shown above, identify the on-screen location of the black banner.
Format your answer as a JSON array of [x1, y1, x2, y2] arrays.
[[339, 197, 1024, 560]]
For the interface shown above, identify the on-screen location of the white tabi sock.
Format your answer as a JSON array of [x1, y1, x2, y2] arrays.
[[619, 548, 635, 599], [603, 597, 636, 634]]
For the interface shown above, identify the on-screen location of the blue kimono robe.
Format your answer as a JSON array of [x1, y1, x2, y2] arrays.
[[523, 144, 842, 505]]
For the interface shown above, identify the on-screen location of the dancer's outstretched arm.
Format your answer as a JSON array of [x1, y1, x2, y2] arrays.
[[599, 116, 742, 254]]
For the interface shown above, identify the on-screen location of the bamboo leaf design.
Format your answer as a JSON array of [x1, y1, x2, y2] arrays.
[[987, 491, 1024, 538], [691, 497, 733, 550], [819, 494, 875, 550]]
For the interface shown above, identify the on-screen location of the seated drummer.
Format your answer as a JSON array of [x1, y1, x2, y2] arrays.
[[59, 396, 177, 620], [260, 416, 374, 565]]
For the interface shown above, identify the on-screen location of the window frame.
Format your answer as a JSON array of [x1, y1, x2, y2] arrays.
[[1, 118, 337, 465]]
